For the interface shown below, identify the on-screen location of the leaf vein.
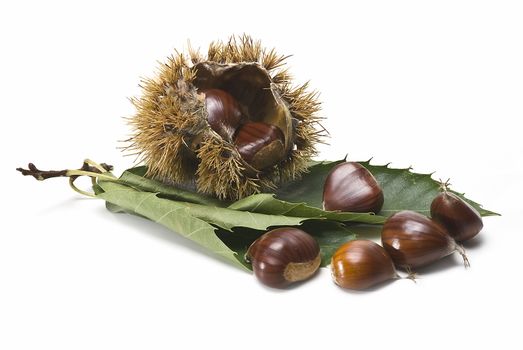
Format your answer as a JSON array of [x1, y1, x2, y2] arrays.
[[134, 192, 158, 212]]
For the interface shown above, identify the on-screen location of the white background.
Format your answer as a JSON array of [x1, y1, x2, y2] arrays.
[[1, 1, 522, 349]]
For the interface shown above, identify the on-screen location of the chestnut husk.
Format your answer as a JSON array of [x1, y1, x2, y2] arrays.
[[246, 227, 321, 288], [381, 210, 469, 269], [127, 35, 323, 200], [331, 240, 398, 290], [431, 191, 483, 242]]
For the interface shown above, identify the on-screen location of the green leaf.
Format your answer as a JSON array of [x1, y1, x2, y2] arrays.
[[276, 159, 499, 217], [303, 220, 357, 266], [276, 159, 345, 206], [96, 159, 497, 272], [119, 165, 386, 224], [94, 183, 128, 213], [96, 180, 245, 269], [119, 160, 498, 219], [92, 183, 104, 195], [97, 181, 308, 231], [95, 180, 321, 269], [105, 201, 126, 213], [361, 161, 499, 217], [449, 190, 499, 217], [119, 166, 226, 207], [96, 180, 358, 270], [229, 193, 386, 224]]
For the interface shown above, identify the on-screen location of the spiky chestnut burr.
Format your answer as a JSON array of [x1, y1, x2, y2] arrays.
[[127, 35, 324, 200]]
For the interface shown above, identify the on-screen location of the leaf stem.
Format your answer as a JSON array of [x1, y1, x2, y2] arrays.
[[438, 178, 451, 192], [17, 159, 117, 198]]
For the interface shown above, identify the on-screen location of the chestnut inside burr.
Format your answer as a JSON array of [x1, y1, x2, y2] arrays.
[[193, 62, 295, 170]]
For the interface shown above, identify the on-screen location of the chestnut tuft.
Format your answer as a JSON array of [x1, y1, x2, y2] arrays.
[[431, 190, 483, 242], [246, 227, 321, 288], [234, 122, 285, 170], [381, 210, 469, 269], [203, 89, 244, 141], [331, 240, 399, 290], [323, 162, 384, 213]]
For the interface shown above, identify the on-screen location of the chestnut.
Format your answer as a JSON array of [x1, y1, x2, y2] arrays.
[[203, 89, 244, 141], [234, 121, 285, 170], [323, 162, 384, 213], [381, 210, 469, 269], [431, 190, 483, 242], [246, 227, 321, 288], [331, 240, 399, 290]]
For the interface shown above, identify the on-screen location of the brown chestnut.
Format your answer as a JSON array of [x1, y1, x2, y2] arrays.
[[381, 210, 469, 269], [331, 240, 399, 290], [323, 162, 384, 213], [234, 121, 285, 170], [203, 89, 243, 141], [431, 190, 483, 242], [246, 227, 321, 288]]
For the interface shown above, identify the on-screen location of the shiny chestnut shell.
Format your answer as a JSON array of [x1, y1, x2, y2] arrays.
[[323, 162, 384, 213], [431, 192, 483, 242], [381, 211, 468, 269], [203, 89, 243, 141], [246, 227, 321, 288], [331, 240, 397, 290], [234, 122, 285, 170]]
